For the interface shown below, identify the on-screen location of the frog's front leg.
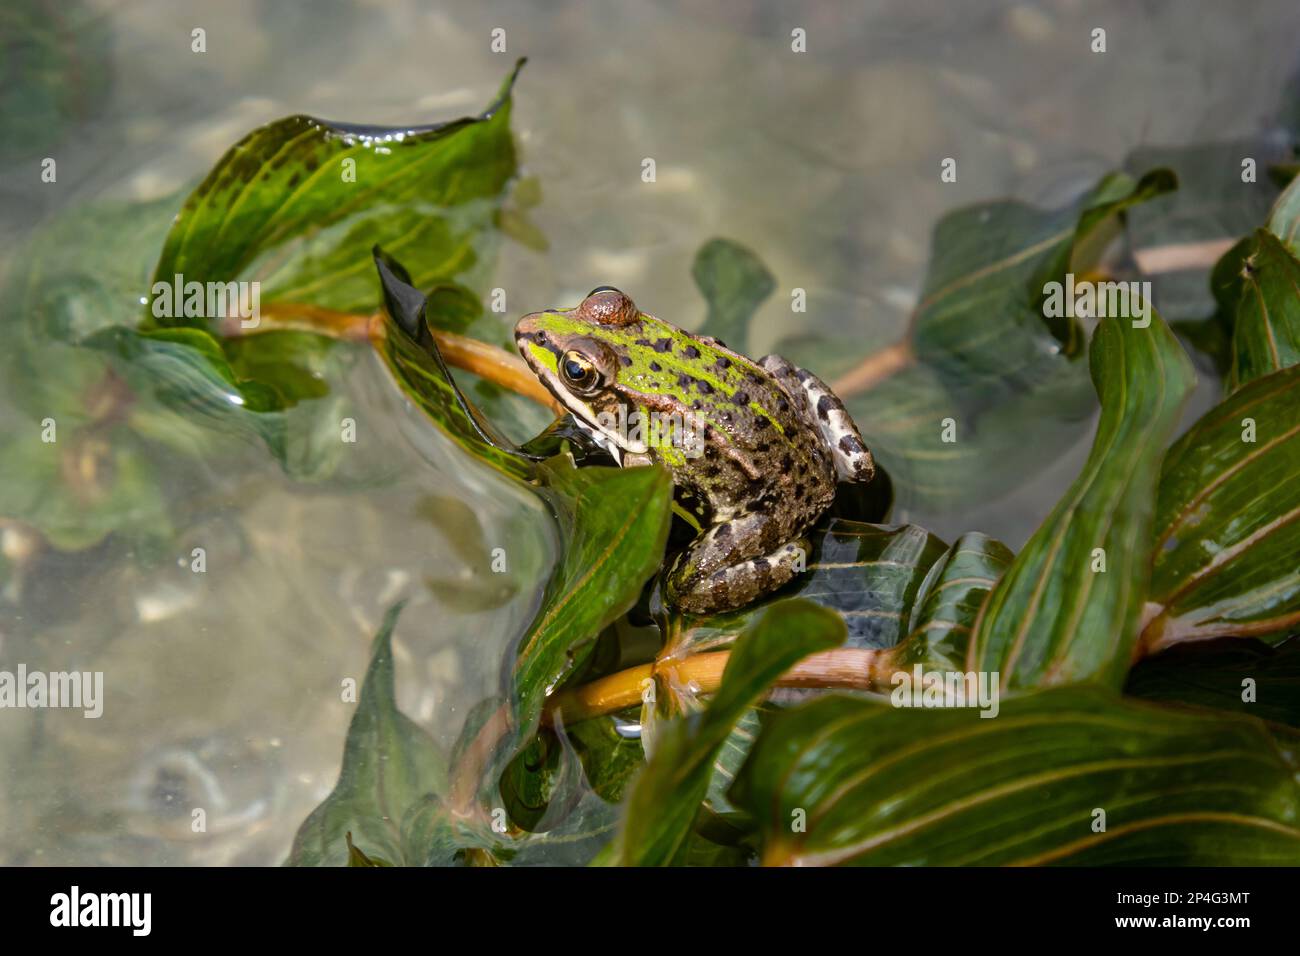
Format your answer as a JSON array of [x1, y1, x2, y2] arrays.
[[666, 511, 808, 615]]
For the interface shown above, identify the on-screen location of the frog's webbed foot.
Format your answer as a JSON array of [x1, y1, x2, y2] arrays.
[[758, 354, 875, 484], [666, 511, 808, 615]]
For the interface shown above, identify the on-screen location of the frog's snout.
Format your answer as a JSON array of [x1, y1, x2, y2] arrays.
[[513, 311, 542, 343], [513, 311, 554, 368]]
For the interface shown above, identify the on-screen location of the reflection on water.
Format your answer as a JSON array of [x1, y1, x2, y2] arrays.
[[1, 0, 1298, 864]]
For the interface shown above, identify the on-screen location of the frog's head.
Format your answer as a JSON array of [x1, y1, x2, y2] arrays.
[[514, 287, 648, 453]]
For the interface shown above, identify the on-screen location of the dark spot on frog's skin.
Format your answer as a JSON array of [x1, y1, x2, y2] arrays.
[[636, 338, 652, 347], [677, 373, 694, 390], [649, 361, 661, 372], [796, 368, 812, 383], [777, 398, 790, 413], [715, 522, 731, 539], [816, 395, 833, 421], [755, 418, 770, 430], [691, 399, 703, 410], [683, 345, 700, 359], [733, 390, 749, 406], [747, 497, 767, 511], [705, 465, 721, 478], [781, 454, 793, 471], [715, 356, 731, 370], [287, 173, 301, 189], [620, 355, 633, 367], [654, 338, 673, 353], [839, 434, 866, 455], [794, 482, 805, 498], [303, 155, 319, 172], [747, 372, 762, 384], [753, 557, 769, 572], [755, 442, 770, 454], [698, 380, 714, 395]]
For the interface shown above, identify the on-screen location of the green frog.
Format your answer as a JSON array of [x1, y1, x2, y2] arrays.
[[515, 287, 875, 614]]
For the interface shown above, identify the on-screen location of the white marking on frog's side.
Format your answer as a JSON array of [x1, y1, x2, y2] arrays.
[[759, 355, 874, 484]]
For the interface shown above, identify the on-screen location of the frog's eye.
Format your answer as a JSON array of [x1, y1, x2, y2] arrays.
[[560, 350, 602, 394]]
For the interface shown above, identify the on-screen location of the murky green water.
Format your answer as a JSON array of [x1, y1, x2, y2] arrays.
[[1, 0, 1297, 864]]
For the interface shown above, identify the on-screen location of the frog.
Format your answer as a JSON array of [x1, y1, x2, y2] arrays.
[[515, 287, 875, 615]]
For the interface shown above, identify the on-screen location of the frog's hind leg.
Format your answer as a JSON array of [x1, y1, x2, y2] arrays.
[[666, 510, 808, 615], [759, 354, 875, 484]]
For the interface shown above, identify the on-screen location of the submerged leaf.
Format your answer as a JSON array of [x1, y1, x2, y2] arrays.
[[829, 170, 1176, 510], [691, 238, 776, 351], [287, 603, 446, 867]]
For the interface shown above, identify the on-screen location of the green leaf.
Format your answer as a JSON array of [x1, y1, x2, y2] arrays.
[[511, 456, 673, 738], [620, 599, 845, 866], [894, 532, 1015, 672], [345, 832, 393, 867], [568, 711, 647, 805], [148, 61, 524, 328], [287, 603, 446, 866], [222, 331, 341, 407], [374, 271, 537, 483], [969, 309, 1196, 691], [731, 686, 1300, 865], [1146, 365, 1300, 648], [691, 238, 776, 352], [83, 326, 289, 461], [1229, 229, 1300, 390], [703, 706, 764, 814], [1170, 236, 1255, 376], [1126, 637, 1300, 729], [1267, 168, 1300, 254]]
